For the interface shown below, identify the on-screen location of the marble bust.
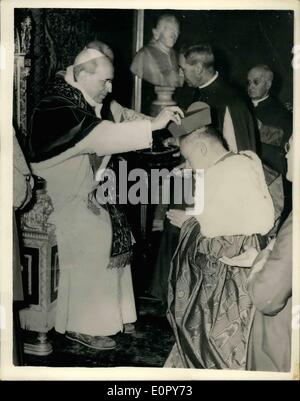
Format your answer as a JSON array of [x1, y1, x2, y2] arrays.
[[130, 14, 182, 88]]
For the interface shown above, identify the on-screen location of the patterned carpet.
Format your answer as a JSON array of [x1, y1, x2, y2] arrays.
[[23, 297, 174, 368]]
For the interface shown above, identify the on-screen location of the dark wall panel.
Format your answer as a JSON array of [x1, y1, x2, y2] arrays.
[[144, 10, 293, 106], [15, 9, 293, 114]]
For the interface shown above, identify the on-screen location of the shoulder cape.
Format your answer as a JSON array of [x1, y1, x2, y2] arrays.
[[27, 75, 112, 163]]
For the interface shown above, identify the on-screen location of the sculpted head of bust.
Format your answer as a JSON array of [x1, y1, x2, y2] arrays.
[[131, 14, 182, 87], [152, 14, 180, 52]]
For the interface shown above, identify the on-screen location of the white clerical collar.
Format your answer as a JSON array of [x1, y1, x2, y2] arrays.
[[252, 94, 269, 107], [198, 71, 219, 89], [64, 65, 103, 117]]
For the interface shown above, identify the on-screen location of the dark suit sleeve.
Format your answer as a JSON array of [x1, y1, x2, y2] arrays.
[[261, 143, 286, 175], [247, 213, 292, 315], [280, 109, 293, 146]]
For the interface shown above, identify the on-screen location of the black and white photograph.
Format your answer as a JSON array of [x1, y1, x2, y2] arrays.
[[0, 0, 299, 381]]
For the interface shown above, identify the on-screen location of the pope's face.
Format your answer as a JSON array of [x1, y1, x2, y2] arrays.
[[247, 68, 271, 100], [155, 20, 179, 49], [82, 58, 114, 103]]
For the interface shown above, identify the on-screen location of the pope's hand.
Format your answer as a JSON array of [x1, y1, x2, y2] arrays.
[[166, 209, 191, 228], [163, 136, 179, 147], [151, 106, 184, 131]]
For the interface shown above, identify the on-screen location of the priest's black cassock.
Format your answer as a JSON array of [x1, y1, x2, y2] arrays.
[[252, 96, 293, 221], [193, 76, 257, 152], [252, 96, 292, 175]]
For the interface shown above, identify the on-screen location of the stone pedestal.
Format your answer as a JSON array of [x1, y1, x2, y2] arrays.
[[19, 178, 59, 356], [138, 86, 181, 241], [150, 86, 176, 117]]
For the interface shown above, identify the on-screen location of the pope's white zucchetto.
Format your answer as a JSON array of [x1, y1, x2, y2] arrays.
[[74, 48, 106, 66]]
